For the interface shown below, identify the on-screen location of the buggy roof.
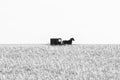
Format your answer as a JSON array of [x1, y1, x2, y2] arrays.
[[50, 38, 62, 39]]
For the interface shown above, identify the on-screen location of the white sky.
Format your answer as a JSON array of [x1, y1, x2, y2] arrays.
[[0, 0, 120, 44]]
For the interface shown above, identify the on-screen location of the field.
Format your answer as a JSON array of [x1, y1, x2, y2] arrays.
[[0, 44, 120, 80]]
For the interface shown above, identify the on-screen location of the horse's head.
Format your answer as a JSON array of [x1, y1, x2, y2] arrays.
[[70, 38, 75, 41]]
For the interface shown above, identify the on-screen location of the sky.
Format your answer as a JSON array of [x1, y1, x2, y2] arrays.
[[0, 0, 120, 44]]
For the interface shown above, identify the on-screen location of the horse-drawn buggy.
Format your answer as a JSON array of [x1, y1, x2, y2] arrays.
[[50, 38, 75, 45]]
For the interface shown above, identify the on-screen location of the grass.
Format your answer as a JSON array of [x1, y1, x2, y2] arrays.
[[0, 44, 120, 80]]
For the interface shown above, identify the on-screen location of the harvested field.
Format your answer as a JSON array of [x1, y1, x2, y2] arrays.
[[0, 44, 120, 80]]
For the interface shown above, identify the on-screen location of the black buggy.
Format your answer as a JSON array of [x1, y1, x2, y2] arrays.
[[50, 38, 62, 45]]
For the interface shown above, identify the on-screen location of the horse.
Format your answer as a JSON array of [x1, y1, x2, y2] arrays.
[[62, 38, 75, 45]]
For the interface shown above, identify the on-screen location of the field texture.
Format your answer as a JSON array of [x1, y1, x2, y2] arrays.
[[0, 44, 120, 80]]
